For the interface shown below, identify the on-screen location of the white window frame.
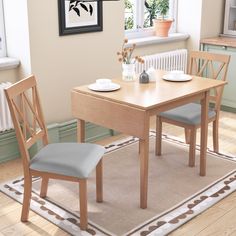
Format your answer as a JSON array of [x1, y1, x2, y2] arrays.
[[0, 0, 6, 57], [125, 0, 178, 39]]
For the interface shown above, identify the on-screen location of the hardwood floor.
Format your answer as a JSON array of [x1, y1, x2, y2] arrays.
[[0, 111, 236, 235]]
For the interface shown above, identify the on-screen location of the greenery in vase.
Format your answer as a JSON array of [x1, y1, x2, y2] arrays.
[[145, 0, 169, 26], [117, 39, 144, 64]]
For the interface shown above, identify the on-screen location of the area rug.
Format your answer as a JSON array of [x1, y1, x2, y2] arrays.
[[1, 132, 236, 236]]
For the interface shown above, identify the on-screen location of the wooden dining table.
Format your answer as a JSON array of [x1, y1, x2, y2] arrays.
[[71, 70, 226, 209]]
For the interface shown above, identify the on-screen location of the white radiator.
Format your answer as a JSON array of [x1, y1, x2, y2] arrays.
[[135, 49, 188, 74], [0, 82, 13, 132]]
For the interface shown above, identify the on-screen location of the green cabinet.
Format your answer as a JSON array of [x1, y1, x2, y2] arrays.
[[201, 43, 236, 111]]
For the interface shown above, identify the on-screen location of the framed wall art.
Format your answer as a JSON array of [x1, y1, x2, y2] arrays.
[[58, 0, 103, 35]]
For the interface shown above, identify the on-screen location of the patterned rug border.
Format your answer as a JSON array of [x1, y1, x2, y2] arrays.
[[1, 133, 236, 236]]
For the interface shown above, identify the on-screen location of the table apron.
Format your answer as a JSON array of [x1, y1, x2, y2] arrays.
[[71, 91, 148, 139], [72, 91, 205, 138]]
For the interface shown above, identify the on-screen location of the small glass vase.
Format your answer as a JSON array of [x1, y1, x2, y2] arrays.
[[122, 63, 136, 81]]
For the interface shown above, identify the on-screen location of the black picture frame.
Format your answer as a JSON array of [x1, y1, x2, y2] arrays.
[[58, 0, 103, 36]]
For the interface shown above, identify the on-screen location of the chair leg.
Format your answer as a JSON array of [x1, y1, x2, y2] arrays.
[[40, 177, 49, 198], [189, 128, 196, 167], [155, 116, 162, 156], [21, 174, 32, 222], [96, 159, 103, 203], [185, 128, 191, 144], [213, 120, 219, 153], [138, 139, 140, 154], [79, 179, 88, 230]]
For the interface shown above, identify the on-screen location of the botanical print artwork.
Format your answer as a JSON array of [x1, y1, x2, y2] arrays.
[[69, 0, 94, 17], [65, 0, 98, 27], [58, 0, 102, 35]]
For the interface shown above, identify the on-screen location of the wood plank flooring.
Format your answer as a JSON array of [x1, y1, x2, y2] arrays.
[[0, 111, 236, 235]]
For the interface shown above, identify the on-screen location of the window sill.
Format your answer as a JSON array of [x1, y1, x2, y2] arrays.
[[126, 33, 190, 47], [0, 57, 20, 71]]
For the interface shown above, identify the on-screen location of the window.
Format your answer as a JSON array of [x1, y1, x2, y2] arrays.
[[0, 0, 6, 57], [125, 0, 177, 39]]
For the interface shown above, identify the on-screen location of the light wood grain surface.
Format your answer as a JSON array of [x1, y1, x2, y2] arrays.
[[201, 36, 236, 48], [73, 70, 226, 110]]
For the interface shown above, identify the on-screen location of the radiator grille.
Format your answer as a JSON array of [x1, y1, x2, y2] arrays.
[[0, 82, 13, 132], [135, 49, 188, 74]]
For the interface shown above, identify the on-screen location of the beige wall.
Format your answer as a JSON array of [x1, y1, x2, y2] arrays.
[[26, 0, 124, 123], [0, 68, 18, 84], [178, 0, 202, 50], [177, 0, 225, 50], [200, 0, 225, 39]]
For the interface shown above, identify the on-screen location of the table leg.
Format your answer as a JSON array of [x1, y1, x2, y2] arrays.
[[139, 118, 150, 209], [200, 91, 209, 176], [77, 119, 85, 143]]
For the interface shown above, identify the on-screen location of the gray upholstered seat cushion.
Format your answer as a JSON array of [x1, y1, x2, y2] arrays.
[[30, 143, 105, 179], [159, 103, 216, 125]]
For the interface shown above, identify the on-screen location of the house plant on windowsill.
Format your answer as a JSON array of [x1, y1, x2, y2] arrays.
[[117, 39, 144, 81], [145, 0, 173, 37]]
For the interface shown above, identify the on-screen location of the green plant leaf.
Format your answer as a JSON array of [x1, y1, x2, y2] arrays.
[[145, 1, 150, 9]]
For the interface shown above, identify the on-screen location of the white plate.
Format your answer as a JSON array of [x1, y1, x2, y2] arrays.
[[163, 74, 192, 82], [88, 83, 121, 92]]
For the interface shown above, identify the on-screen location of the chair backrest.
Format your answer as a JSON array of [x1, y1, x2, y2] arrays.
[[4, 75, 49, 169], [188, 51, 231, 112]]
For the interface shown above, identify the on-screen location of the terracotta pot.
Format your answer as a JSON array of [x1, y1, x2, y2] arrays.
[[154, 19, 173, 37]]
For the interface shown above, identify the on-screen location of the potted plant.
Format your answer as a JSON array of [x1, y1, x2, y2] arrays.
[[145, 0, 173, 37]]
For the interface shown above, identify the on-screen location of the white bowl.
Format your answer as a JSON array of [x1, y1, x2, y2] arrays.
[[169, 70, 184, 80], [96, 78, 112, 89]]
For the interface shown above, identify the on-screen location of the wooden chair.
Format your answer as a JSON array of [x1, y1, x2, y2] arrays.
[[155, 51, 230, 167], [4, 75, 105, 231]]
